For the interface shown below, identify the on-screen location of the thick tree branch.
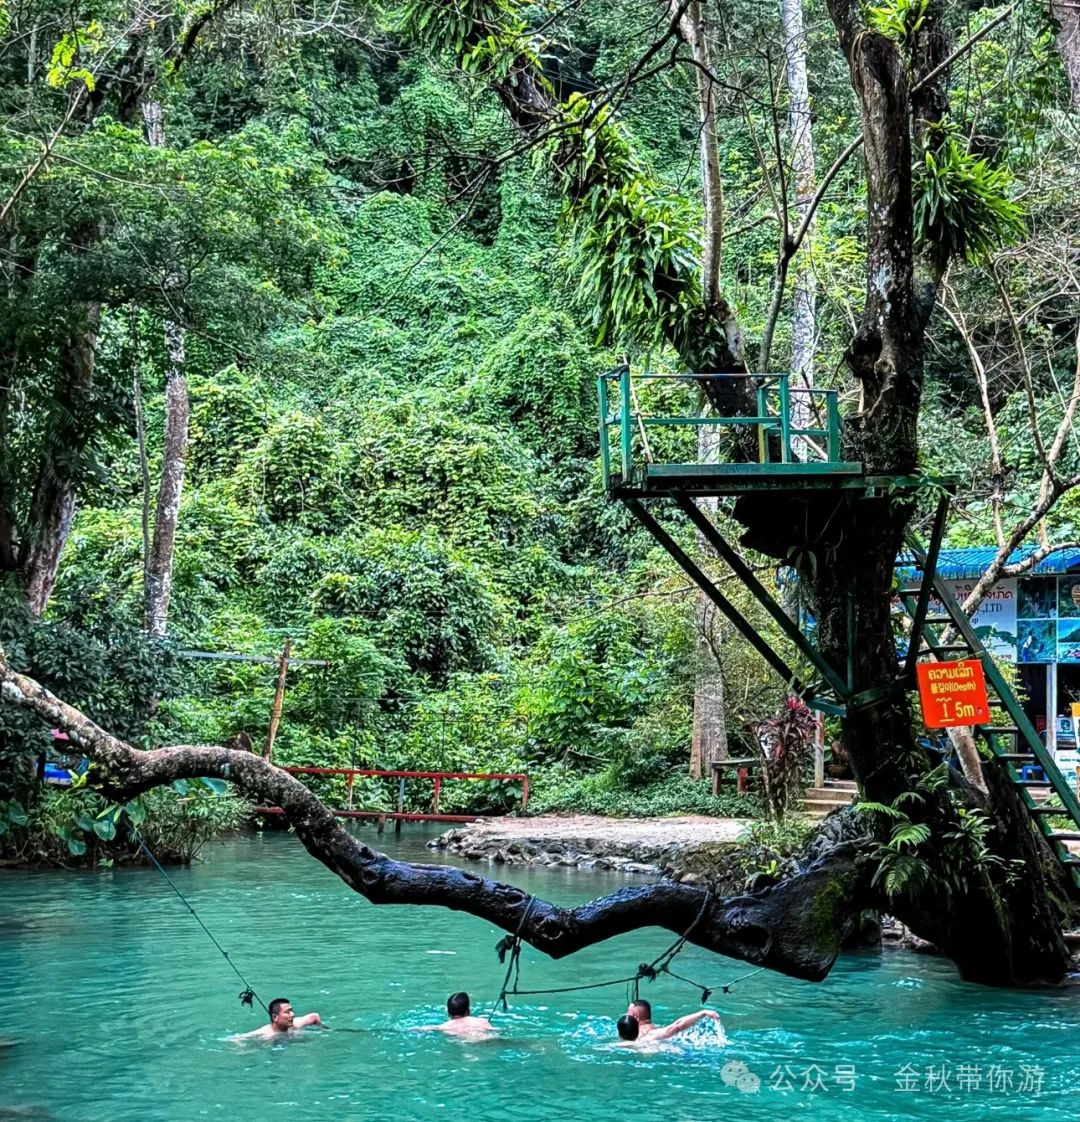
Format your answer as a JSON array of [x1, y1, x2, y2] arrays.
[[0, 645, 870, 981], [939, 289, 1006, 546], [1001, 540, 1080, 579]]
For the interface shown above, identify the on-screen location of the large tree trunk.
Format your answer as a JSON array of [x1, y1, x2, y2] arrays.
[[404, 0, 1080, 984], [690, 424, 729, 780], [141, 100, 189, 638], [19, 286, 102, 616], [727, 2, 1078, 985], [0, 359, 17, 575], [0, 17, 161, 617], [690, 594, 728, 781]]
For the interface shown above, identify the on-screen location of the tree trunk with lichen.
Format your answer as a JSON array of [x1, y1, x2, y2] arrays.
[[727, 5, 1078, 984], [781, 0, 817, 456], [141, 100, 189, 639], [1052, 0, 1080, 112]]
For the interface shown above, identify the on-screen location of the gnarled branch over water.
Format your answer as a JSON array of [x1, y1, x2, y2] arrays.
[[0, 644, 870, 982]]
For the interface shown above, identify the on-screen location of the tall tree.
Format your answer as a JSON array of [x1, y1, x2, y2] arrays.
[[0, 7, 201, 614], [140, 98, 189, 638], [780, 0, 817, 450], [373, 0, 1080, 983], [3, 0, 1076, 989]]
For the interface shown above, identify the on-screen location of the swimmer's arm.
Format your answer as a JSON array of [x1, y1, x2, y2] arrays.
[[293, 1013, 322, 1029], [651, 1010, 720, 1040]]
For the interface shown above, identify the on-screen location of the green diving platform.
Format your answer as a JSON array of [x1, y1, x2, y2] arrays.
[[592, 368, 1080, 893], [597, 367, 865, 496]]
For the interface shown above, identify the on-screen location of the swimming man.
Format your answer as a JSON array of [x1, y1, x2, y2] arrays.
[[616, 999, 721, 1043], [232, 997, 322, 1041], [418, 992, 495, 1037]]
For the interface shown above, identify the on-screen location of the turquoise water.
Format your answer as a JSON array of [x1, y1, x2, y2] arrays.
[[2, 828, 1079, 1122]]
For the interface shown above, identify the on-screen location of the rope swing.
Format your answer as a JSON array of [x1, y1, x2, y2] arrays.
[[133, 817, 762, 1021], [490, 892, 765, 1011], [132, 821, 268, 1014]]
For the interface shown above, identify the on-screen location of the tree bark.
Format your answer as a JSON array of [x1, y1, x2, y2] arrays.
[[731, 0, 1077, 985], [671, 1, 723, 307], [19, 270, 102, 615], [0, 644, 873, 982], [415, 0, 1080, 984], [1053, 0, 1080, 112], [690, 596, 728, 781], [1, 19, 155, 616], [690, 427, 729, 780], [141, 100, 189, 638], [0, 357, 16, 573], [781, 0, 817, 456]]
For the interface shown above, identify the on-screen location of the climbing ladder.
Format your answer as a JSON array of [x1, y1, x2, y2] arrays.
[[901, 535, 1080, 891]]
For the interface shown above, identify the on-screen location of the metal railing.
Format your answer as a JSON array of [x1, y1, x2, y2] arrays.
[[253, 765, 530, 831], [597, 367, 844, 487]]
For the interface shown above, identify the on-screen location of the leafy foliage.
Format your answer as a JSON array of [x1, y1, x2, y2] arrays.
[[856, 764, 1014, 900], [549, 95, 700, 348], [752, 696, 818, 822], [865, 0, 929, 49], [0, 784, 250, 866], [914, 134, 1026, 263], [1, 0, 1077, 842]]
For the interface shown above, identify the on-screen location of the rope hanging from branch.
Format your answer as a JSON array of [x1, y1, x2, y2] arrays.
[[487, 891, 760, 1011], [131, 820, 268, 1014]]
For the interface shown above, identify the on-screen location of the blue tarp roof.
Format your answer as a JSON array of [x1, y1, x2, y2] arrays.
[[896, 546, 1080, 581]]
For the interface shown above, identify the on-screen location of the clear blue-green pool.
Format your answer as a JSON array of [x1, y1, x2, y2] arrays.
[[2, 827, 1078, 1122]]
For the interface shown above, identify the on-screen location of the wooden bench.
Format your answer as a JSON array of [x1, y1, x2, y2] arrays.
[[710, 757, 758, 797]]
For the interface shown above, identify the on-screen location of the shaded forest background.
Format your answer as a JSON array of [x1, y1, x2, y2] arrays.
[[2, 0, 1079, 829]]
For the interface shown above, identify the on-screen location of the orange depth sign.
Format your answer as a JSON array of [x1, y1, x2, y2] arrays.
[[916, 660, 991, 728]]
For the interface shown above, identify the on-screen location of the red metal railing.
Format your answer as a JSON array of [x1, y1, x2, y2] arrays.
[[253, 765, 530, 829]]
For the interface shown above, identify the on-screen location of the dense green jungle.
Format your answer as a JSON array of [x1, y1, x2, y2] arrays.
[[1, 0, 1079, 866]]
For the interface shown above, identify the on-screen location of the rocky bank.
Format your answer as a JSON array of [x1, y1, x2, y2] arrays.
[[427, 814, 750, 882]]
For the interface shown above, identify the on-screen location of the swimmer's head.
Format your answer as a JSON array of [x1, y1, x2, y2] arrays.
[[268, 998, 294, 1030], [447, 992, 471, 1019], [617, 1015, 640, 1041], [627, 999, 651, 1022]]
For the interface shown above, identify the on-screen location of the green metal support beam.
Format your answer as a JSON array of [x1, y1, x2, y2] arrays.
[[624, 499, 816, 703], [903, 493, 950, 681], [673, 495, 851, 701]]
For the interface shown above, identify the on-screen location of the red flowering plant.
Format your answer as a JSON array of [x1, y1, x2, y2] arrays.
[[753, 696, 817, 822]]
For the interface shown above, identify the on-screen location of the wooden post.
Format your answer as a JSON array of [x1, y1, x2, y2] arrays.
[[262, 639, 292, 763], [814, 711, 825, 789], [347, 771, 355, 811], [395, 776, 405, 834], [433, 777, 441, 813]]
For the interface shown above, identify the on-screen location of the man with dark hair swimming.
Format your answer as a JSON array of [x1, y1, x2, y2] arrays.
[[232, 998, 322, 1041], [419, 992, 496, 1038], [615, 999, 721, 1045]]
